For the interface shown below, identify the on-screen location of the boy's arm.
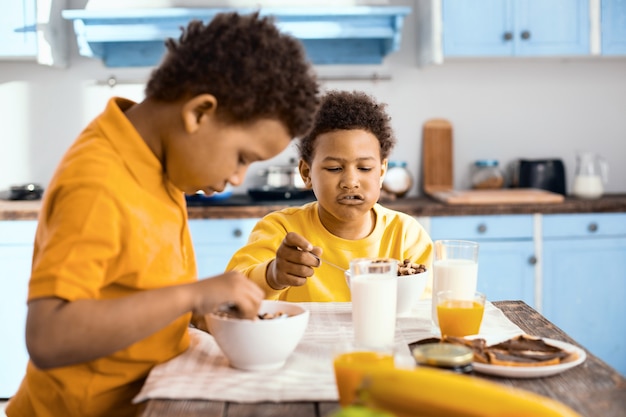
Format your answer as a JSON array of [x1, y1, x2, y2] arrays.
[[226, 216, 290, 297], [25, 271, 263, 369], [226, 216, 321, 297]]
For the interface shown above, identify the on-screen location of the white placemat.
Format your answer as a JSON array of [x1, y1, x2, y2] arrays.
[[133, 300, 523, 403]]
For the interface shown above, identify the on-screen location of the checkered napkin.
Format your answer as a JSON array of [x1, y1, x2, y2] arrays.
[[133, 301, 523, 403]]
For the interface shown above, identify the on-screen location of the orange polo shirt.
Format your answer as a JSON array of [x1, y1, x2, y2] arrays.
[[7, 98, 196, 417]]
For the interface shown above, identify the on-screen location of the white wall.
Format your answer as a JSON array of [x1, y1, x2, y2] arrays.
[[1, 1, 625, 196]]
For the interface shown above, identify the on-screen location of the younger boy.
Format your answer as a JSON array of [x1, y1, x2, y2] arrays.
[[227, 90, 432, 302], [7, 12, 319, 417]]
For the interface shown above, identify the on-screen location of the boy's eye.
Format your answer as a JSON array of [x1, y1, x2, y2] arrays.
[[359, 167, 373, 172], [325, 167, 342, 172]]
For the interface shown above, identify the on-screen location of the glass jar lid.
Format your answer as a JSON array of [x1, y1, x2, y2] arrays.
[[388, 161, 408, 168], [474, 159, 499, 167], [412, 343, 474, 367]]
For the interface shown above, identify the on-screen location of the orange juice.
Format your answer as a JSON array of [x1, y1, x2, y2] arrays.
[[437, 299, 485, 337], [333, 351, 395, 407]]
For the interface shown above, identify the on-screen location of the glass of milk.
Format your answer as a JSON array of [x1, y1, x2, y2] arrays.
[[350, 258, 399, 349], [431, 240, 479, 327]]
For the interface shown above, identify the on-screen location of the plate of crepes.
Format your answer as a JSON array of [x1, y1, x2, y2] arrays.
[[443, 334, 586, 378]]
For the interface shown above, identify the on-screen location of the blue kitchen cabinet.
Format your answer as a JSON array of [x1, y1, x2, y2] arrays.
[[442, 0, 589, 56], [602, 0, 626, 55], [542, 213, 626, 376], [429, 215, 536, 307], [0, 0, 37, 58], [188, 218, 259, 278], [62, 7, 411, 67], [0, 220, 37, 399]]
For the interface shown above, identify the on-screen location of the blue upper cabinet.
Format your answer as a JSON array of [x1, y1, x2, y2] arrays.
[[62, 7, 411, 67], [442, 0, 590, 57], [602, 0, 626, 55], [0, 0, 38, 58]]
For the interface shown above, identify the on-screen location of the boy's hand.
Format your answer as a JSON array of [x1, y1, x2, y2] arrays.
[[192, 271, 264, 321], [267, 232, 322, 290]]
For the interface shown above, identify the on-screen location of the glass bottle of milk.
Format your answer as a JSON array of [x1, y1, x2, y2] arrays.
[[572, 152, 609, 199]]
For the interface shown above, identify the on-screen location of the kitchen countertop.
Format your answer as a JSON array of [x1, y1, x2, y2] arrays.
[[2, 193, 626, 221]]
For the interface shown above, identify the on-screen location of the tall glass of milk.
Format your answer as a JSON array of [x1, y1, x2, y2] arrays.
[[431, 240, 479, 327], [350, 258, 399, 349]]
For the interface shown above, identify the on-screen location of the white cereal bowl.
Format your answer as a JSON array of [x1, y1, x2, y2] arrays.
[[206, 300, 310, 371], [396, 269, 430, 316]]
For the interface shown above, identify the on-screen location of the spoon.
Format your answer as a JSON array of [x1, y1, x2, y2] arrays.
[[310, 253, 349, 275]]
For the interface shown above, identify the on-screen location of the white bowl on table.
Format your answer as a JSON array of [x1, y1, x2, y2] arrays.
[[396, 269, 430, 316], [206, 300, 309, 371]]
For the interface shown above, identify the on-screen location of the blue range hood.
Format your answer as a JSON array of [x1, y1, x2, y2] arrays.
[[62, 7, 411, 67]]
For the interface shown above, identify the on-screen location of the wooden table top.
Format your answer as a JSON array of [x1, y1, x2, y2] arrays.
[[137, 300, 626, 417]]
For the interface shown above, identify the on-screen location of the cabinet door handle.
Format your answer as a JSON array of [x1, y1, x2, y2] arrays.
[[503, 32, 513, 41], [233, 228, 243, 238], [528, 255, 537, 266], [587, 223, 598, 233], [477, 223, 487, 234], [520, 30, 531, 40]]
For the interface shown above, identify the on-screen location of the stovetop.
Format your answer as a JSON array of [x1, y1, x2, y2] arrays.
[[185, 188, 316, 207]]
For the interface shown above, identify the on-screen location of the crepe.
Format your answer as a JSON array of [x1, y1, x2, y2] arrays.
[[444, 335, 576, 367]]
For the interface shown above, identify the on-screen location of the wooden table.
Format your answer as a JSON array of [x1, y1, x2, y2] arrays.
[[138, 301, 626, 417]]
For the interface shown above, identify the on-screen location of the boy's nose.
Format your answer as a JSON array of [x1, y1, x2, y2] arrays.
[[229, 166, 248, 186], [340, 171, 359, 189]]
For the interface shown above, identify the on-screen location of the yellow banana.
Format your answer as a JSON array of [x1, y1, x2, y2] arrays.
[[356, 367, 582, 417]]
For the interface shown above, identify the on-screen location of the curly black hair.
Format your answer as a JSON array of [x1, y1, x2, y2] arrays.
[[298, 90, 396, 164], [145, 12, 320, 138]]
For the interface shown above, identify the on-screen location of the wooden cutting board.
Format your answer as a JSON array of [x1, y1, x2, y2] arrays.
[[429, 188, 565, 205], [422, 119, 453, 194]]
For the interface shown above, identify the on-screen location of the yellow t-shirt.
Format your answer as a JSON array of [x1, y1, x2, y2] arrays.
[[7, 98, 196, 417], [226, 202, 433, 302]]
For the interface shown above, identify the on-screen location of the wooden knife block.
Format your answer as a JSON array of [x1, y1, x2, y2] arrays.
[[422, 119, 453, 194]]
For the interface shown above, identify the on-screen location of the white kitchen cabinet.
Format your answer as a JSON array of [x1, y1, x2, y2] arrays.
[[601, 0, 626, 55], [0, 0, 68, 66], [0, 0, 37, 58], [429, 215, 536, 307], [188, 219, 259, 279], [541, 213, 626, 376], [0, 220, 37, 399], [441, 0, 590, 56]]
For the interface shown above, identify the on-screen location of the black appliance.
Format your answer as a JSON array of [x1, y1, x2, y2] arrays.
[[0, 183, 44, 201], [516, 159, 566, 195]]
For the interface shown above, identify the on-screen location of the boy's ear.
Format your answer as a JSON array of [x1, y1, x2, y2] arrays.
[[182, 94, 218, 134], [380, 159, 389, 188], [299, 159, 313, 188]]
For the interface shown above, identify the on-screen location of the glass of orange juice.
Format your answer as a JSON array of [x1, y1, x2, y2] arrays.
[[332, 343, 396, 407], [436, 290, 486, 338]]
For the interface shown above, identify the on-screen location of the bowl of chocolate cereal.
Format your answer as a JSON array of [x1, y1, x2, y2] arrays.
[[207, 300, 309, 371]]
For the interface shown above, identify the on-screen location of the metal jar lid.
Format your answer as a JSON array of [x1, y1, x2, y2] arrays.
[[412, 343, 473, 368]]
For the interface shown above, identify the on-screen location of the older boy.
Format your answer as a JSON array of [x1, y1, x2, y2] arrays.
[[7, 12, 319, 417]]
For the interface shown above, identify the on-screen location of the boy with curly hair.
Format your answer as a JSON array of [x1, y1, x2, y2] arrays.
[[227, 90, 433, 302], [7, 12, 319, 417]]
